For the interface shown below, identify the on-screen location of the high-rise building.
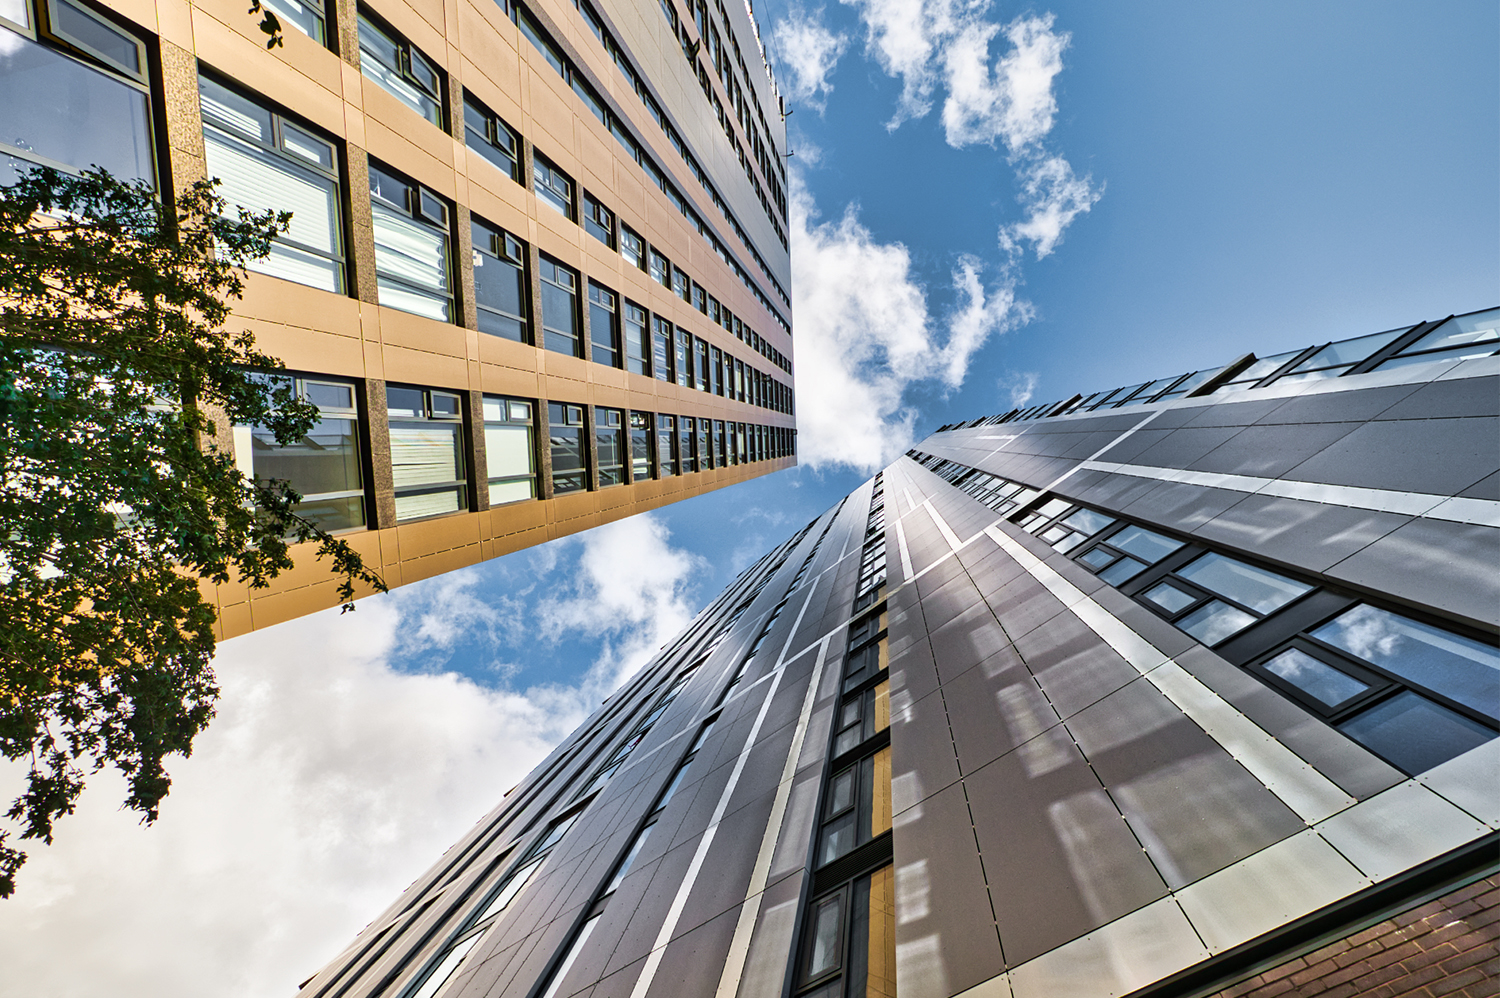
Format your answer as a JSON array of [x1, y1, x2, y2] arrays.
[[301, 307, 1499, 998], [2, 0, 795, 636]]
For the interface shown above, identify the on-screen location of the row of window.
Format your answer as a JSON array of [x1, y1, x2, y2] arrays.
[[795, 483, 897, 998], [504, 0, 792, 311], [254, 375, 794, 534], [949, 307, 1500, 429], [909, 451, 1500, 778]]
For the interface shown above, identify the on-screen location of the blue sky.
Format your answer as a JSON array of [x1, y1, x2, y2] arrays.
[[1, 3, 1494, 995]]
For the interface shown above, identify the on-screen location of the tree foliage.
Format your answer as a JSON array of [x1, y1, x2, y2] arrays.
[[0, 167, 386, 897]]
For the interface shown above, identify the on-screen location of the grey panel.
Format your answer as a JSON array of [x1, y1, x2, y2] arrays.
[[888, 632, 940, 706], [983, 580, 1069, 645], [1087, 588, 1199, 659], [964, 736, 1168, 966], [583, 956, 647, 998], [1172, 646, 1404, 800], [942, 655, 1059, 775], [1066, 678, 1305, 888], [1116, 481, 1251, 534], [1373, 375, 1500, 421], [921, 574, 985, 633], [1285, 417, 1496, 495], [493, 903, 587, 998], [1327, 517, 1500, 628], [1192, 495, 1410, 573], [1083, 427, 1172, 465], [890, 686, 961, 812], [929, 603, 1014, 685], [1255, 384, 1419, 425], [1109, 426, 1245, 469], [1063, 472, 1169, 518], [891, 780, 1004, 994], [1460, 470, 1500, 500], [1179, 398, 1289, 427], [1011, 613, 1139, 719], [915, 552, 971, 600], [602, 834, 703, 976], [647, 903, 744, 998], [1191, 421, 1362, 479]]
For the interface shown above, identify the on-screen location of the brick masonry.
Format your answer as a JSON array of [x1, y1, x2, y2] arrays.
[[1213, 875, 1500, 998]]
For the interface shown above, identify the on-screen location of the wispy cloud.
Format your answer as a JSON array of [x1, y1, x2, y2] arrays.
[[999, 369, 1040, 408], [771, 6, 849, 112]]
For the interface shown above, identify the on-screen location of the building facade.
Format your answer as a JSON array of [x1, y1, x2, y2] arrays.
[[300, 307, 1499, 998], [2, 0, 795, 636]]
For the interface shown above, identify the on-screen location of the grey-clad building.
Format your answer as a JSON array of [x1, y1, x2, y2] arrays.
[[303, 307, 1499, 998]]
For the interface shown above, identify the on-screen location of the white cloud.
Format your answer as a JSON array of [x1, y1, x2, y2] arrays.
[[941, 13, 1068, 151], [771, 7, 849, 112], [0, 515, 705, 998], [1002, 154, 1103, 259], [790, 177, 1027, 473], [999, 370, 1040, 408]]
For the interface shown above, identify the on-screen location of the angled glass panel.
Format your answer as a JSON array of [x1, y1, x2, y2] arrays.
[[1106, 526, 1184, 565], [1177, 600, 1257, 645], [1399, 308, 1500, 355], [1313, 605, 1500, 717], [1097, 555, 1146, 586], [1287, 327, 1408, 372], [1339, 691, 1494, 775], [1176, 553, 1312, 615], [1263, 648, 1370, 709]]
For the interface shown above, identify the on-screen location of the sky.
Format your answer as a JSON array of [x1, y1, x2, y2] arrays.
[[1, 2, 1495, 994]]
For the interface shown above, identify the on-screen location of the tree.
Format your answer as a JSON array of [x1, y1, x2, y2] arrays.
[[0, 167, 387, 897]]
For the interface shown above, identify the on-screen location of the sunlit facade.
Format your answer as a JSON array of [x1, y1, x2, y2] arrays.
[[2, 0, 795, 636], [303, 309, 1498, 998]]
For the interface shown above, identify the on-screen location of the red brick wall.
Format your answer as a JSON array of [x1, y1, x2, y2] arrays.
[[1213, 875, 1499, 998]]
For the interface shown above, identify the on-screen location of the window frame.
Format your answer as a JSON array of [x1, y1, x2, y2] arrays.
[[582, 191, 616, 248], [471, 217, 531, 342], [482, 394, 537, 505], [547, 401, 589, 494], [386, 385, 469, 521], [463, 90, 522, 182], [357, 8, 445, 128], [587, 280, 621, 368], [368, 160, 455, 321], [538, 255, 581, 357], [594, 405, 625, 487], [532, 151, 576, 220]]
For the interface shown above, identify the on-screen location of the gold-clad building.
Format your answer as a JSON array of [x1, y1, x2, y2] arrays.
[[2, 0, 795, 636]]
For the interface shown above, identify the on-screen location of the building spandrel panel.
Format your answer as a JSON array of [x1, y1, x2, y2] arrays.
[[306, 314, 1496, 998]]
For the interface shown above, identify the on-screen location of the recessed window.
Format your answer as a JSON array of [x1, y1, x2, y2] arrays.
[[358, 11, 444, 127], [672, 266, 690, 301], [239, 375, 365, 532], [482, 396, 535, 504], [620, 225, 645, 270], [472, 218, 529, 341], [595, 407, 625, 487], [369, 162, 453, 321], [533, 153, 575, 219], [538, 256, 580, 356], [674, 329, 692, 387], [463, 91, 521, 182], [548, 402, 587, 494], [652, 318, 673, 382], [656, 414, 677, 476], [199, 76, 345, 294], [679, 416, 697, 472], [696, 418, 711, 470], [623, 301, 650, 376], [387, 386, 467, 520], [1375, 308, 1500, 371], [1337, 692, 1493, 776], [0, 2, 154, 187], [648, 248, 670, 288], [588, 282, 620, 368], [629, 411, 653, 480], [258, 0, 325, 43], [583, 193, 615, 248]]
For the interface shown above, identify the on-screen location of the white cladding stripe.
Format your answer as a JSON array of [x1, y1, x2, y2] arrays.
[[627, 579, 823, 998], [894, 518, 914, 582], [1078, 460, 1500, 527], [981, 524, 1357, 824], [714, 635, 833, 998]]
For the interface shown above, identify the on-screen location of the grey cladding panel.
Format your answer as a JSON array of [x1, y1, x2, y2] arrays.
[[1286, 417, 1497, 495], [942, 652, 1059, 775], [1116, 481, 1248, 534], [1461, 471, 1499, 500], [1011, 612, 1139, 720], [929, 603, 1014, 684], [647, 905, 743, 998], [1191, 421, 1362, 479], [965, 735, 1168, 966], [890, 686, 961, 811], [1254, 384, 1418, 425], [1373, 375, 1500, 421], [1104, 425, 1243, 469], [1067, 678, 1304, 888], [1192, 494, 1410, 574], [1327, 518, 1500, 628]]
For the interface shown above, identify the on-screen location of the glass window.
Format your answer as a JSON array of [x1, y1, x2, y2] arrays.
[[1377, 308, 1500, 370], [1176, 553, 1313, 616], [548, 402, 587, 494], [482, 396, 535, 504], [463, 91, 520, 182], [1276, 327, 1408, 382], [604, 820, 655, 895], [629, 411, 653, 480], [1177, 601, 1258, 646], [1107, 526, 1185, 565], [620, 225, 645, 269], [260, 0, 325, 44], [696, 418, 711, 470], [583, 192, 615, 247], [672, 266, 690, 301], [679, 416, 696, 472], [652, 317, 673, 382], [1312, 605, 1500, 717], [657, 415, 677, 476], [538, 256, 579, 356], [674, 329, 692, 387], [199, 76, 344, 294], [714, 420, 727, 467], [595, 406, 624, 486], [1338, 691, 1494, 776], [803, 893, 844, 983], [588, 282, 620, 368], [0, 9, 154, 187], [369, 162, 453, 320], [624, 301, 650, 376], [358, 12, 443, 127], [516, 5, 564, 73], [387, 386, 466, 520], [691, 282, 706, 313], [695, 338, 710, 390], [472, 218, 528, 341], [533, 153, 574, 218], [710, 347, 723, 395], [1262, 648, 1371, 710], [240, 376, 365, 532], [649, 248, 670, 287]]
